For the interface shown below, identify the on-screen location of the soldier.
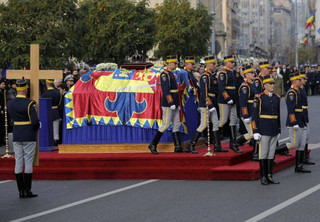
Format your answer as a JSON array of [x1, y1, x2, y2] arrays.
[[299, 72, 315, 165], [7, 80, 40, 198], [276, 73, 311, 173], [148, 55, 182, 154], [236, 65, 256, 149], [253, 61, 270, 94], [251, 75, 281, 185], [184, 56, 199, 95], [185, 56, 228, 154], [42, 79, 62, 145], [218, 55, 242, 153]]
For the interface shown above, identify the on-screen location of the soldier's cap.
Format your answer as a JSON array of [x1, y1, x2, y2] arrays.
[[166, 55, 178, 64], [204, 55, 215, 64], [242, 65, 253, 74], [289, 72, 301, 81], [262, 75, 275, 85], [224, 55, 234, 63], [185, 56, 195, 64], [46, 79, 54, 84], [64, 74, 74, 82], [259, 61, 270, 69], [299, 71, 307, 79], [16, 79, 29, 91]]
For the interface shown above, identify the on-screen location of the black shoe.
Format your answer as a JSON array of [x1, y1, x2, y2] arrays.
[[229, 126, 242, 153], [275, 144, 292, 156], [173, 132, 183, 153], [24, 173, 38, 198], [15, 173, 25, 198], [212, 130, 228, 152], [259, 159, 269, 185], [267, 159, 280, 184], [236, 135, 247, 146], [295, 151, 311, 173], [185, 131, 201, 154], [148, 131, 163, 154]]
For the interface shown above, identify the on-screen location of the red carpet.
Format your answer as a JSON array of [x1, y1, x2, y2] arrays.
[[0, 143, 297, 180]]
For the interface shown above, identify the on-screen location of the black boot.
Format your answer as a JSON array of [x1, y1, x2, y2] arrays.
[[236, 135, 247, 146], [173, 132, 183, 153], [252, 140, 259, 161], [148, 131, 163, 154], [203, 128, 209, 146], [213, 130, 228, 152], [275, 144, 292, 156], [303, 143, 315, 165], [259, 159, 268, 185], [24, 173, 38, 198], [295, 151, 311, 173], [185, 131, 201, 154], [267, 159, 280, 184], [15, 173, 25, 198], [229, 126, 242, 153]]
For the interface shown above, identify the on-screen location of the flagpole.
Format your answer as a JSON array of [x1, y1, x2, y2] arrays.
[[295, 0, 298, 67]]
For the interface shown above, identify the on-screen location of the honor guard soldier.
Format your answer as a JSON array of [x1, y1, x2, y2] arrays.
[[184, 56, 199, 95], [251, 75, 281, 185], [148, 55, 183, 154], [299, 72, 315, 165], [218, 55, 242, 153], [7, 80, 40, 198], [185, 56, 228, 154], [276, 73, 311, 173], [253, 61, 270, 94], [42, 79, 62, 146], [236, 66, 256, 149]]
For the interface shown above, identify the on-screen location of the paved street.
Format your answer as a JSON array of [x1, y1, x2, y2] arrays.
[[1, 95, 320, 222]]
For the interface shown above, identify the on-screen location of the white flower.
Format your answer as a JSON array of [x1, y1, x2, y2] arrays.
[[96, 63, 118, 71]]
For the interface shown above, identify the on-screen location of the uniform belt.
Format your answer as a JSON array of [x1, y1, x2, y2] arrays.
[[14, 121, 32, 125], [208, 93, 215, 97], [259, 115, 278, 119], [52, 106, 58, 109], [302, 106, 308, 109], [295, 109, 303, 112], [225, 86, 235, 90], [247, 100, 254, 103], [170, 90, 178, 93]]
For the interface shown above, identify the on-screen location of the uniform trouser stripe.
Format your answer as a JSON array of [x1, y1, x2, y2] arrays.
[[287, 128, 297, 149], [242, 117, 253, 140], [197, 108, 208, 132], [159, 107, 170, 133], [218, 104, 225, 127], [258, 139, 262, 159]]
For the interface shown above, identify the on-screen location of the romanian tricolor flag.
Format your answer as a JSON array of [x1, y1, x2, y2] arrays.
[[64, 67, 191, 133], [303, 35, 308, 45], [306, 10, 316, 28]]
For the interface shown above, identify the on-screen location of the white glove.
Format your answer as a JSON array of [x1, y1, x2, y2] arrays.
[[177, 106, 181, 111], [253, 133, 261, 140], [293, 124, 299, 129], [209, 107, 216, 112], [277, 133, 281, 140], [227, 100, 234, 105], [39, 121, 42, 129], [243, 118, 251, 124], [170, 105, 176, 110]]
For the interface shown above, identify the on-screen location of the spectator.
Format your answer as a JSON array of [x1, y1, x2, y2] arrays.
[[7, 80, 17, 101], [271, 67, 284, 97]]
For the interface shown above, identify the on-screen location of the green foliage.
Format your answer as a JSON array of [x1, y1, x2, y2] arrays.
[[0, 0, 78, 69], [288, 46, 317, 65], [79, 0, 156, 65], [154, 0, 212, 59]]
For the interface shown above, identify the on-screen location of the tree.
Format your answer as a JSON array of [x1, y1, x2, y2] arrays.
[[78, 0, 156, 65], [0, 0, 78, 69], [154, 0, 212, 59], [288, 46, 317, 65]]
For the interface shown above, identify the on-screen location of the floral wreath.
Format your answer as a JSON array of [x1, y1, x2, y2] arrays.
[[95, 63, 118, 71]]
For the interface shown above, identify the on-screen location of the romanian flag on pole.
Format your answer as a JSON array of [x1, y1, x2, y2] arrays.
[[303, 35, 308, 45], [306, 10, 316, 28]]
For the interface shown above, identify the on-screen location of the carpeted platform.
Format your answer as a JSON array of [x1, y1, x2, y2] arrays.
[[0, 143, 297, 180]]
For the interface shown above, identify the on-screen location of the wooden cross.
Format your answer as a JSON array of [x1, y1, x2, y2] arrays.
[[6, 44, 63, 103]]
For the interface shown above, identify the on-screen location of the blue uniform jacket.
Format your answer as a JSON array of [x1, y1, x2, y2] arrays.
[[238, 80, 256, 119], [251, 92, 281, 136], [7, 95, 40, 142], [299, 86, 309, 123], [198, 71, 217, 109], [285, 86, 305, 127], [42, 87, 62, 120], [217, 68, 236, 104], [160, 69, 179, 107]]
